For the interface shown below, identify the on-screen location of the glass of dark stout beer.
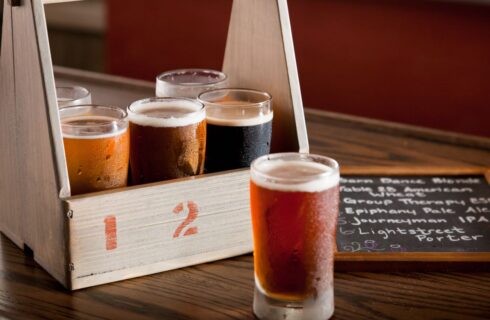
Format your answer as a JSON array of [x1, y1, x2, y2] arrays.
[[198, 88, 273, 173], [60, 105, 130, 195], [250, 153, 340, 320], [127, 97, 206, 184], [156, 69, 227, 98], [56, 86, 92, 108]]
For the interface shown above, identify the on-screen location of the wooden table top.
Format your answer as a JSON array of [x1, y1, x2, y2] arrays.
[[0, 67, 489, 320]]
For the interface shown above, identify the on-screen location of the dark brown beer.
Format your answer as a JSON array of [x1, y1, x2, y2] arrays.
[[198, 89, 273, 173], [205, 112, 273, 172], [128, 98, 206, 184]]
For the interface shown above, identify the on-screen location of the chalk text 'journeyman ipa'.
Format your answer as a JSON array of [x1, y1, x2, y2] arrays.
[[128, 97, 206, 184], [250, 153, 339, 320], [60, 105, 129, 195]]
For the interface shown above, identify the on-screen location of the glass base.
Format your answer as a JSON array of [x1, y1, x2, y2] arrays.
[[253, 282, 334, 320]]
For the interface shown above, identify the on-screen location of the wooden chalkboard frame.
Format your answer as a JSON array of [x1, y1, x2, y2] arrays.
[[335, 166, 490, 272]]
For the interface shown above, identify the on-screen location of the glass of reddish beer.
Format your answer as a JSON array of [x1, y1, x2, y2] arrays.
[[250, 153, 340, 320]]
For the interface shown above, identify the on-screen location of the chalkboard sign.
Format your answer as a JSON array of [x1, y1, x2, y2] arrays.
[[335, 167, 490, 269]]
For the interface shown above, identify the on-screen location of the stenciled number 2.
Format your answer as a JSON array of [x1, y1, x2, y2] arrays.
[[172, 201, 199, 238], [103, 201, 199, 251]]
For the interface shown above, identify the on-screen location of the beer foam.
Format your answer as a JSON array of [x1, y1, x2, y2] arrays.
[[251, 160, 339, 192], [61, 116, 128, 139], [128, 101, 205, 127], [206, 112, 273, 127]]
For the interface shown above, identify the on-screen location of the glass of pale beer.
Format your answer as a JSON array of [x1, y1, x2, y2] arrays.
[[56, 86, 92, 107], [198, 88, 273, 173], [128, 97, 206, 184], [156, 69, 227, 98], [60, 105, 130, 195], [250, 153, 340, 320]]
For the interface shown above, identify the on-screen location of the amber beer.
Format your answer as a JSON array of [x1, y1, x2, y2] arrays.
[[128, 97, 206, 184], [250, 153, 340, 320], [60, 105, 129, 195]]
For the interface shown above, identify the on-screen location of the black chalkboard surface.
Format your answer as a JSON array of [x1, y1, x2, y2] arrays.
[[335, 167, 490, 270]]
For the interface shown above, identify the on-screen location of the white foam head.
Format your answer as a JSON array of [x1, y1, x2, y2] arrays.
[[199, 88, 273, 127], [60, 105, 128, 139], [128, 99, 205, 128], [206, 112, 273, 127], [61, 116, 128, 139], [251, 158, 339, 192]]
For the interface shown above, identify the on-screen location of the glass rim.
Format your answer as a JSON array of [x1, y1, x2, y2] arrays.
[[59, 105, 127, 129], [156, 68, 228, 88], [251, 152, 339, 184], [197, 88, 272, 109], [56, 86, 91, 102], [127, 97, 205, 119]]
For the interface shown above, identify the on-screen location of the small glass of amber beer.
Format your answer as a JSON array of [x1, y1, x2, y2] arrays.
[[60, 105, 130, 195], [250, 153, 340, 320], [128, 97, 206, 184]]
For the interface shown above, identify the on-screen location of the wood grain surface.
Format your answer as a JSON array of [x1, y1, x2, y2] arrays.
[[1, 0, 69, 287], [0, 67, 488, 319], [66, 170, 253, 290], [223, 0, 308, 154]]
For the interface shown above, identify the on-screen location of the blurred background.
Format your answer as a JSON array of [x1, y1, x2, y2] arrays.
[[43, 0, 490, 137]]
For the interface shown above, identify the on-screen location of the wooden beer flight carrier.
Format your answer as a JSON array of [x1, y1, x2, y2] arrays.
[[0, 0, 309, 289]]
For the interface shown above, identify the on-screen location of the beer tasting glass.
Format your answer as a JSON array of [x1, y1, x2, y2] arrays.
[[156, 69, 227, 98], [250, 153, 340, 320], [60, 105, 130, 195], [128, 97, 206, 184], [198, 88, 273, 173], [56, 86, 92, 107]]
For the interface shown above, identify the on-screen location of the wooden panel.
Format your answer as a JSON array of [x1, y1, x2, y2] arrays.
[[106, 0, 231, 81], [0, 0, 24, 248], [290, 0, 490, 137], [11, 0, 68, 286], [306, 109, 490, 150], [341, 166, 489, 176], [223, 0, 308, 153], [53, 66, 155, 106], [66, 170, 253, 289], [43, 0, 82, 4]]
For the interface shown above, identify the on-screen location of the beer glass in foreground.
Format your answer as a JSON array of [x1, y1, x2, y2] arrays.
[[198, 88, 273, 173], [156, 69, 227, 98], [56, 86, 92, 108], [60, 105, 129, 195], [128, 97, 206, 184], [250, 153, 340, 320]]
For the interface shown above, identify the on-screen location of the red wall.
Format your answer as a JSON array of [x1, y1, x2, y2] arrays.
[[107, 0, 490, 137]]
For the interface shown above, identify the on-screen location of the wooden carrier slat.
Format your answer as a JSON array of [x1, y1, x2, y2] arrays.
[[223, 0, 309, 154], [66, 170, 251, 289], [0, 0, 69, 287]]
